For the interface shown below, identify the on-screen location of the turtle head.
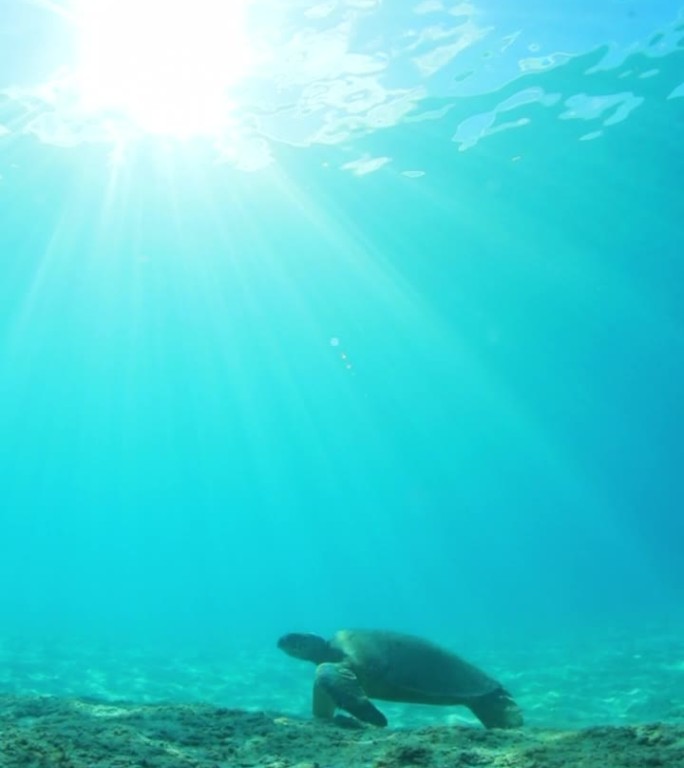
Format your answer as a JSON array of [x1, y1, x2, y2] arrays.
[[277, 632, 337, 664], [469, 687, 524, 730]]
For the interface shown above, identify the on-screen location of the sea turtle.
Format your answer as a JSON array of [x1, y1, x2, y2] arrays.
[[277, 628, 523, 729]]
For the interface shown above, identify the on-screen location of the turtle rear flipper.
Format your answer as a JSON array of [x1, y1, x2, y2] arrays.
[[315, 662, 388, 727]]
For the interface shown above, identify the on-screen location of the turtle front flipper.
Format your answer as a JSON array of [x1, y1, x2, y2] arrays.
[[314, 663, 388, 727]]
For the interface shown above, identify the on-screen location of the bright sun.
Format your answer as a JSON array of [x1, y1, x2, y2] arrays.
[[72, 0, 252, 137]]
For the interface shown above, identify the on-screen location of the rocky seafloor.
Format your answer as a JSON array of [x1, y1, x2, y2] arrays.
[[3, 626, 684, 730], [1, 626, 683, 767], [1, 694, 683, 768]]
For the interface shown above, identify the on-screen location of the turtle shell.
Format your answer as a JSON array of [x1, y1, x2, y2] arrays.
[[329, 629, 501, 704]]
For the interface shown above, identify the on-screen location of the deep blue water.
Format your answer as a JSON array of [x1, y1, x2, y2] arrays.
[[0, 0, 683, 692]]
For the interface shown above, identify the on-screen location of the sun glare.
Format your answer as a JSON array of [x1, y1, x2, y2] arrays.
[[72, 0, 253, 137]]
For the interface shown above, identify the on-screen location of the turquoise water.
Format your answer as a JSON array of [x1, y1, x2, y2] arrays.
[[0, 0, 683, 726]]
